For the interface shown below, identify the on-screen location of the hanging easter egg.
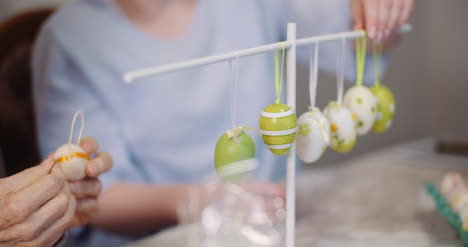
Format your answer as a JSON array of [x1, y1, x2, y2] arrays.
[[324, 102, 357, 153], [370, 84, 395, 133], [296, 107, 330, 163], [343, 85, 378, 136], [259, 103, 297, 156], [214, 128, 257, 181], [54, 144, 89, 181]]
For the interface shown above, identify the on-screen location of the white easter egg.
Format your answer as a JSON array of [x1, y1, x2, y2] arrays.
[[343, 85, 378, 136], [324, 102, 357, 153], [54, 144, 89, 181], [296, 107, 331, 164]]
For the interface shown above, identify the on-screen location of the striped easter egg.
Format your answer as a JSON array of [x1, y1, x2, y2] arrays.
[[259, 103, 297, 156]]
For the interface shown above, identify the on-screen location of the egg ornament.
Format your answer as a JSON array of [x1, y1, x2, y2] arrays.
[[370, 84, 396, 133], [343, 85, 378, 136], [54, 144, 89, 181], [323, 102, 357, 153], [259, 103, 297, 156], [296, 107, 330, 163], [214, 128, 257, 181]]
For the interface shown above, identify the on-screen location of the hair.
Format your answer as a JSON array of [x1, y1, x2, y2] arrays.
[[0, 8, 54, 176]]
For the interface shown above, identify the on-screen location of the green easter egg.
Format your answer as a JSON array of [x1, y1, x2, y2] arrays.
[[259, 103, 297, 156], [370, 85, 395, 133], [214, 130, 256, 181]]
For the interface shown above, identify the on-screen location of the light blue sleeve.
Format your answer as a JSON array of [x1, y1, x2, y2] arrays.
[[32, 24, 143, 188], [280, 0, 386, 85]]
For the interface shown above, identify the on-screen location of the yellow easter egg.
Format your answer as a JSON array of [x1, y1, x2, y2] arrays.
[[259, 103, 297, 156], [54, 144, 89, 181], [370, 85, 396, 133]]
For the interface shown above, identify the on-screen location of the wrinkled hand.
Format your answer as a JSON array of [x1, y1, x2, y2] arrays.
[[66, 137, 113, 227], [351, 0, 414, 41], [0, 159, 75, 247]]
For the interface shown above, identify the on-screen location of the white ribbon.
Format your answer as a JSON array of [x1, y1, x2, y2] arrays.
[[309, 42, 319, 107], [68, 110, 85, 145], [336, 38, 346, 105]]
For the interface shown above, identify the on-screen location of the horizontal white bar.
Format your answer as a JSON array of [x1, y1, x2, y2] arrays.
[[124, 24, 412, 83]]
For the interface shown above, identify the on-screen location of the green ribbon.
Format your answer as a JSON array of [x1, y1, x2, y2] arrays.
[[355, 32, 367, 86], [373, 43, 383, 86], [274, 42, 286, 104]]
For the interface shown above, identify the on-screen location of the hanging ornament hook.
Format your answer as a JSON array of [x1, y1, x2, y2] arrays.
[[68, 110, 85, 145], [355, 31, 367, 87]]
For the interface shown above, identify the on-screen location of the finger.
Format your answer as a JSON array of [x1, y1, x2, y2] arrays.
[[76, 198, 99, 219], [2, 174, 65, 227], [86, 152, 113, 178], [363, 0, 380, 40], [398, 0, 414, 26], [0, 192, 69, 242], [386, 0, 402, 33], [79, 137, 99, 156], [351, 0, 364, 30], [24, 192, 75, 247], [239, 182, 286, 199], [378, 0, 394, 40], [69, 179, 102, 198], [1, 158, 55, 192]]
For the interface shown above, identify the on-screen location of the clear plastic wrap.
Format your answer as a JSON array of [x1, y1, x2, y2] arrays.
[[177, 182, 285, 247]]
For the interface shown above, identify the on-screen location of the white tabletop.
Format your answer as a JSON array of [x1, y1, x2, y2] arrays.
[[127, 138, 468, 247]]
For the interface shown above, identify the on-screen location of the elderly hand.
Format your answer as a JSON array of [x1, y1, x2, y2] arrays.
[[63, 137, 113, 227], [0, 158, 75, 247], [351, 0, 414, 41]]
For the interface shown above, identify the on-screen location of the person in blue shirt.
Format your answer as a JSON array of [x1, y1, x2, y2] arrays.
[[33, 0, 414, 246]]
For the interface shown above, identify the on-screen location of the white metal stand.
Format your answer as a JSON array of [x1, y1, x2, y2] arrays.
[[124, 23, 412, 247]]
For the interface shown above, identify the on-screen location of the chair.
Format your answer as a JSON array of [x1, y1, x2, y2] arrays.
[[0, 8, 54, 176]]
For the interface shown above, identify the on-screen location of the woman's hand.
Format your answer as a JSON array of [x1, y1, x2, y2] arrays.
[[67, 137, 113, 227], [0, 159, 75, 247], [351, 0, 414, 41]]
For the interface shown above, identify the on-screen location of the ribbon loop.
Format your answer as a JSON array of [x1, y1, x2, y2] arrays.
[[336, 38, 346, 104], [69, 110, 85, 145], [274, 42, 286, 104], [373, 43, 383, 86], [309, 42, 320, 108], [355, 31, 367, 86]]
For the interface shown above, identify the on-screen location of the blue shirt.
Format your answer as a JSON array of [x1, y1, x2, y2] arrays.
[[33, 0, 378, 246]]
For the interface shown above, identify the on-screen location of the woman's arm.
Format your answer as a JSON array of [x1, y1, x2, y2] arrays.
[[91, 183, 190, 236]]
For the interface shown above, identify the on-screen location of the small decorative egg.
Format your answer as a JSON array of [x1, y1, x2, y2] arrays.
[[54, 144, 89, 181], [343, 85, 378, 136], [296, 107, 330, 164], [441, 173, 465, 197], [259, 103, 297, 156], [214, 129, 257, 181], [323, 102, 357, 153], [370, 84, 396, 133]]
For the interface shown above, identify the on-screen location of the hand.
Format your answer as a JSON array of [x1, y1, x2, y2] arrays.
[[67, 137, 113, 227], [0, 159, 75, 247], [351, 0, 414, 41]]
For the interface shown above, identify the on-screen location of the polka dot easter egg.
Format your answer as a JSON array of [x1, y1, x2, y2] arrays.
[[259, 103, 297, 156], [324, 102, 357, 153], [370, 84, 396, 133], [296, 107, 330, 164], [343, 85, 378, 136], [54, 144, 89, 181], [214, 128, 257, 181]]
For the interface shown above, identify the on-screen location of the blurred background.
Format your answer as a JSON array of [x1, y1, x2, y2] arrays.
[[0, 0, 467, 167]]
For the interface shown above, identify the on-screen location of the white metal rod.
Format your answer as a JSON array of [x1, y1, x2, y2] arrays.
[[124, 24, 411, 83], [285, 23, 296, 247]]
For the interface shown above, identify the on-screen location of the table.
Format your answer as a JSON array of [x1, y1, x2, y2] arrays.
[[127, 138, 468, 247]]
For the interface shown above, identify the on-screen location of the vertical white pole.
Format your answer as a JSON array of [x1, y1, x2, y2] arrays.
[[286, 23, 296, 247]]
